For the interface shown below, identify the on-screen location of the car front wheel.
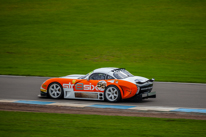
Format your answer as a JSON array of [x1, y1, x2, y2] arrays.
[[104, 85, 121, 102], [48, 82, 64, 99]]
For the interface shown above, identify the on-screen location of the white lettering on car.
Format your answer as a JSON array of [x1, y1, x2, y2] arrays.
[[84, 84, 90, 90], [63, 83, 74, 89], [63, 82, 100, 91]]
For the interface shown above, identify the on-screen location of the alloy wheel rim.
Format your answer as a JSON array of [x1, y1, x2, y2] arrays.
[[106, 87, 118, 101], [49, 84, 61, 98]]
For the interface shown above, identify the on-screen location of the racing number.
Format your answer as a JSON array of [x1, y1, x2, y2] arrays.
[[75, 83, 83, 90]]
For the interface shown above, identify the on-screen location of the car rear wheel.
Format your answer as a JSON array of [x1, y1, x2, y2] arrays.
[[48, 82, 64, 99], [105, 85, 121, 102]]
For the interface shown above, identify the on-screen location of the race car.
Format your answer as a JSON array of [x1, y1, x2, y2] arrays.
[[39, 67, 156, 102]]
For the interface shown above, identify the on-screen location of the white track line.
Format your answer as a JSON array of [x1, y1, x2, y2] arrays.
[[129, 106, 179, 111], [1, 99, 206, 114], [48, 103, 91, 107]]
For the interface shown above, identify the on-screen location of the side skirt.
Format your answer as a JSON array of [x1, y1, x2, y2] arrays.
[[64, 89, 104, 101]]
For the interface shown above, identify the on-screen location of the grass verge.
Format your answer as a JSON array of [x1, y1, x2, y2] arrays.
[[0, 111, 206, 137], [0, 0, 206, 83]]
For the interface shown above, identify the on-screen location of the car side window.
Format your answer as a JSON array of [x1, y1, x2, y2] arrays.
[[89, 73, 106, 80], [106, 75, 115, 80]]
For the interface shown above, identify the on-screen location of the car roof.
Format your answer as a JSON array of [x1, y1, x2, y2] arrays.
[[93, 67, 118, 74]]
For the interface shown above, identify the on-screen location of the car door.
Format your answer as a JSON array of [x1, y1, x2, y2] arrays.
[[73, 73, 106, 99], [74, 73, 106, 92]]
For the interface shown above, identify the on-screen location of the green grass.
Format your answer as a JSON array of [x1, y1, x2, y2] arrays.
[[0, 0, 206, 83], [0, 111, 206, 137]]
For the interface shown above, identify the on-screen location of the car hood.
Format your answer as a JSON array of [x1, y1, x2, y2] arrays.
[[122, 76, 149, 84], [61, 74, 85, 79]]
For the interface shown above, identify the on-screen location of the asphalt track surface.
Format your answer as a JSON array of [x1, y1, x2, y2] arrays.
[[0, 75, 206, 109]]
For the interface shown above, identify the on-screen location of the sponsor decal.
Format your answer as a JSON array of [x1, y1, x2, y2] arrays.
[[75, 83, 84, 90], [63, 82, 99, 91], [115, 80, 119, 84], [63, 83, 74, 89], [42, 84, 47, 88], [81, 83, 98, 90], [72, 80, 76, 84], [97, 81, 107, 91]]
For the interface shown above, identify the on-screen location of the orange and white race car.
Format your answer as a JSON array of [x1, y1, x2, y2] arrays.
[[40, 68, 156, 102]]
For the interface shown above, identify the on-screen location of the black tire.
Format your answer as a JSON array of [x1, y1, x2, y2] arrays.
[[47, 82, 64, 99], [104, 85, 121, 102]]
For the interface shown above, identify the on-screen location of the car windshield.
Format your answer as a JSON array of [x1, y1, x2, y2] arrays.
[[113, 69, 134, 79]]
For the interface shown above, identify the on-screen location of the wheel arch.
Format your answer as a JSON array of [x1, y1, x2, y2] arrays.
[[108, 80, 138, 100], [46, 81, 61, 90], [105, 84, 124, 100]]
